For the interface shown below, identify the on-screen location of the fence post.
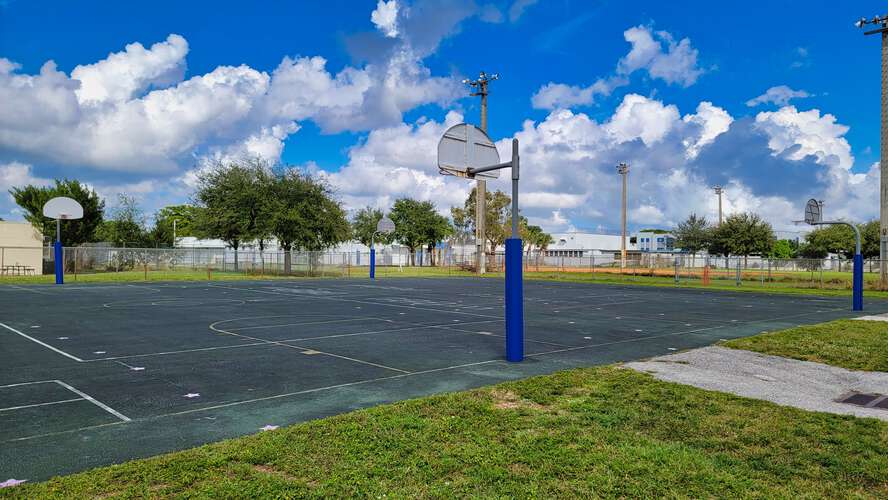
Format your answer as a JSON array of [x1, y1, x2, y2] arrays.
[[735, 258, 741, 286]]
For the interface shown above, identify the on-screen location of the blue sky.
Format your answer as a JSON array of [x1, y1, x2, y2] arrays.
[[0, 0, 884, 233]]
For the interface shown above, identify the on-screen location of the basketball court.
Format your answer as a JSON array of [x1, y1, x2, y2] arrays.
[[2, 277, 885, 481]]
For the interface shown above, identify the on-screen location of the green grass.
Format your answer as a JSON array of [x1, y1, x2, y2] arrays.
[[5, 366, 888, 498], [723, 319, 888, 372], [4, 265, 888, 300]]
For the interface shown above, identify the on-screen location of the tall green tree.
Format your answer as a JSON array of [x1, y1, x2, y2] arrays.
[[390, 198, 451, 266], [802, 221, 878, 259], [769, 239, 799, 259], [860, 220, 881, 258], [95, 195, 150, 247], [803, 224, 856, 259], [151, 204, 200, 247], [270, 170, 350, 274], [709, 212, 775, 265], [673, 214, 710, 257], [10, 179, 104, 244], [458, 187, 513, 255], [523, 224, 553, 260], [192, 159, 271, 271], [351, 207, 393, 248]]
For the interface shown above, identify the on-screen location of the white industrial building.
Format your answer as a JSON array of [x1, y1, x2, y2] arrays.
[[0, 222, 44, 275], [543, 232, 636, 258]]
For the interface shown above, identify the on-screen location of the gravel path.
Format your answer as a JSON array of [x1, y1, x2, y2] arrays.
[[625, 345, 888, 421]]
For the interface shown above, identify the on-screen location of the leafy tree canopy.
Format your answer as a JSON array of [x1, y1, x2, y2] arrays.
[[10, 179, 104, 244], [390, 198, 451, 265], [709, 212, 775, 257], [458, 187, 513, 254], [192, 158, 271, 251], [352, 207, 393, 247], [152, 204, 200, 247], [672, 214, 710, 255], [270, 169, 350, 253], [769, 239, 799, 259], [96, 195, 151, 247]]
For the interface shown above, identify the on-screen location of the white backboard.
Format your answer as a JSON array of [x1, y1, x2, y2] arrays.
[[437, 123, 500, 179], [376, 217, 395, 234], [804, 199, 822, 225], [42, 196, 84, 220]]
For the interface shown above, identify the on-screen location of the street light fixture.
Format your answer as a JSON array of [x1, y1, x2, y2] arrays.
[[617, 163, 629, 268], [463, 71, 499, 275]]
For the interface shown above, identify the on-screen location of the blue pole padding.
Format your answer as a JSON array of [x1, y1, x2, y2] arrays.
[[370, 248, 376, 280], [852, 253, 863, 311], [54, 241, 63, 285], [505, 238, 524, 362]]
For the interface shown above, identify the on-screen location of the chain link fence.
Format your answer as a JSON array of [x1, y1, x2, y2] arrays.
[[5, 245, 886, 291]]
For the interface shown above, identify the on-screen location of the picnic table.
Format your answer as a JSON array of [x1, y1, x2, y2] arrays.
[[1, 264, 36, 276]]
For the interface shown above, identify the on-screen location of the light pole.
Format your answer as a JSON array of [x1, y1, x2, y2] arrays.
[[172, 219, 178, 248], [617, 163, 629, 268], [463, 71, 499, 275], [855, 14, 888, 288], [713, 185, 724, 226]]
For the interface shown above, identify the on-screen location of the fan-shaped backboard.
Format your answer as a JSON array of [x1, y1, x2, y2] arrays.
[[804, 199, 822, 225], [43, 197, 84, 220], [376, 217, 395, 234], [437, 123, 500, 179]]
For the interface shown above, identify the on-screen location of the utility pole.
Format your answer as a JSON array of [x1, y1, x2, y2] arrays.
[[463, 71, 498, 275], [172, 219, 178, 248], [713, 185, 724, 226], [617, 163, 629, 268], [856, 14, 888, 288]]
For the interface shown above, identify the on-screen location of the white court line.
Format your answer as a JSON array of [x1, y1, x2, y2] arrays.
[[8, 285, 52, 295], [209, 323, 412, 375], [7, 421, 127, 443], [429, 324, 572, 348], [276, 319, 502, 343], [89, 319, 503, 362], [53, 380, 131, 422], [0, 322, 84, 362], [224, 317, 377, 332], [154, 357, 507, 418], [208, 284, 504, 320], [0, 380, 57, 389], [546, 299, 648, 311], [83, 341, 270, 362], [0, 398, 85, 412]]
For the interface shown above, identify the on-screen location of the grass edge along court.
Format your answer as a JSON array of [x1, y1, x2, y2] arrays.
[[4, 266, 888, 300], [4, 319, 888, 498], [722, 319, 888, 372]]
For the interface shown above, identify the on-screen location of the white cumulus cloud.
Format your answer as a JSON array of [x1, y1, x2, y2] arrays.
[[532, 24, 704, 110], [71, 34, 188, 104], [371, 0, 400, 38], [746, 85, 811, 107]]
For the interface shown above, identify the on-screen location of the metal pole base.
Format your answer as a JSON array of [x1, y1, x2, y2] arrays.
[[853, 253, 864, 311], [54, 241, 63, 285], [505, 238, 524, 362]]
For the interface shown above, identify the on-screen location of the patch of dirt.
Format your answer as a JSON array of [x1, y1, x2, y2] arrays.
[[491, 390, 545, 411], [252, 464, 301, 483]]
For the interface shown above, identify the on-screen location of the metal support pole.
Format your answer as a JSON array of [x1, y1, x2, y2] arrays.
[[617, 163, 629, 268], [852, 223, 864, 311], [504, 139, 523, 362], [856, 17, 888, 287], [370, 235, 376, 280], [882, 30, 888, 288], [54, 219, 63, 284]]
